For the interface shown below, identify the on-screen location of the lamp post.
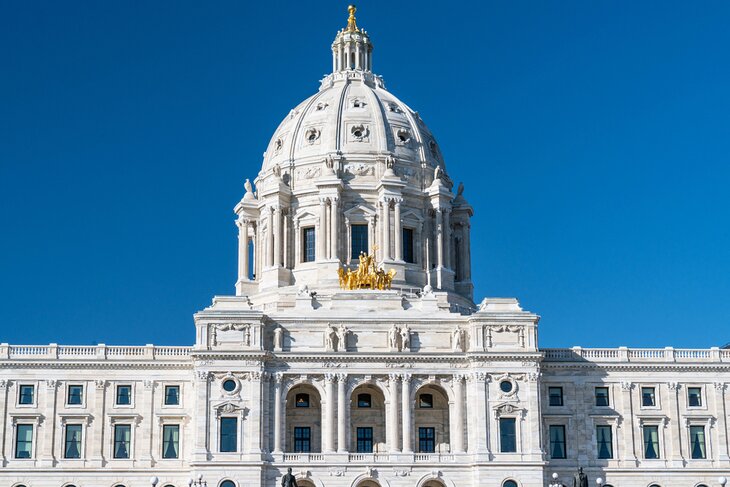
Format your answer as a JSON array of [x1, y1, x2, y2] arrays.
[[718, 477, 727, 487], [596, 477, 604, 487], [549, 473, 561, 487], [189, 474, 208, 487], [150, 477, 159, 487]]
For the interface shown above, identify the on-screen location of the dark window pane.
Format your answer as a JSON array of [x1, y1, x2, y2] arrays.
[[357, 393, 372, 408], [596, 425, 613, 459], [222, 379, 237, 392], [504, 481, 518, 487], [351, 224, 368, 262], [220, 482, 236, 487], [294, 427, 311, 453], [68, 385, 83, 405], [113, 424, 131, 459], [595, 387, 609, 406], [641, 387, 656, 407], [548, 387, 563, 406], [295, 393, 310, 408], [19, 385, 34, 405], [418, 427, 435, 453], [643, 426, 659, 459], [219, 417, 237, 452], [690, 425, 706, 459], [162, 425, 179, 459], [500, 418, 516, 452], [419, 393, 433, 409], [15, 424, 33, 458], [402, 228, 414, 263], [65, 424, 82, 459], [116, 385, 131, 405], [500, 381, 513, 393], [549, 425, 566, 458], [357, 427, 373, 453], [688, 387, 702, 407], [164, 385, 180, 405], [303, 227, 316, 262]]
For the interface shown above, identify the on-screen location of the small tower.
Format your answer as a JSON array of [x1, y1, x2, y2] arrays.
[[331, 5, 374, 72]]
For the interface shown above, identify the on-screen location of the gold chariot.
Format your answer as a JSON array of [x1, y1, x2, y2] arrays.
[[337, 249, 396, 290]]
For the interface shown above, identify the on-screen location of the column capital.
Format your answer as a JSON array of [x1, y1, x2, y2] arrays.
[[714, 382, 727, 392], [388, 373, 400, 382], [325, 373, 337, 384], [401, 373, 412, 383], [336, 372, 348, 383], [667, 381, 681, 391], [319, 196, 329, 205], [274, 372, 284, 384], [620, 381, 634, 391]]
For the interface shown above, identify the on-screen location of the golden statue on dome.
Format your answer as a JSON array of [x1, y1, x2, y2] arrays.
[[346, 5, 359, 32], [338, 249, 396, 290]]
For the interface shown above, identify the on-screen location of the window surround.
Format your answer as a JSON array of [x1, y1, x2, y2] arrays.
[[639, 385, 660, 410], [591, 415, 620, 461], [594, 385, 611, 407], [65, 383, 86, 408], [58, 414, 93, 461], [16, 382, 38, 408], [637, 416, 668, 461], [543, 415, 573, 460], [293, 209, 319, 265], [212, 401, 247, 454], [157, 415, 189, 461], [547, 385, 564, 407], [162, 384, 183, 408], [108, 414, 141, 461], [113, 383, 135, 408], [343, 205, 376, 264], [399, 209, 424, 267], [686, 385, 706, 410], [684, 416, 713, 461], [494, 404, 525, 454], [10, 414, 42, 461]]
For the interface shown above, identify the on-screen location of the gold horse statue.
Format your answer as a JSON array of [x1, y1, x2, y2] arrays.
[[337, 250, 396, 290]]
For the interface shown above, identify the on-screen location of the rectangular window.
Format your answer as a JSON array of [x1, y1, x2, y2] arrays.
[[419, 393, 434, 409], [548, 387, 564, 406], [219, 417, 237, 452], [15, 424, 33, 458], [549, 425, 566, 459], [67, 385, 84, 406], [643, 425, 660, 459], [64, 424, 82, 459], [357, 394, 372, 408], [116, 385, 132, 406], [641, 387, 656, 407], [357, 427, 373, 453], [402, 228, 415, 263], [18, 385, 35, 405], [295, 393, 310, 408], [688, 387, 702, 407], [596, 425, 613, 459], [418, 427, 435, 453], [164, 385, 180, 406], [351, 224, 368, 261], [294, 426, 311, 453], [689, 425, 706, 459], [162, 424, 180, 459], [499, 418, 516, 453], [595, 387, 610, 407], [302, 227, 316, 263], [113, 424, 131, 459]]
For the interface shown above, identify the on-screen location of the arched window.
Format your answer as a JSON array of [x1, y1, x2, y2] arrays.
[[696, 485, 709, 487], [220, 481, 236, 487], [163, 485, 176, 487], [113, 485, 126, 487], [503, 480, 518, 487], [649, 484, 661, 487]]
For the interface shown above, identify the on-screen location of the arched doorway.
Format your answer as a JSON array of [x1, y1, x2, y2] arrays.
[[413, 384, 450, 453], [285, 383, 322, 452], [350, 383, 386, 453]]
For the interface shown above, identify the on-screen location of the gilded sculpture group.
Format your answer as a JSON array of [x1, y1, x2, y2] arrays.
[[337, 250, 397, 290]]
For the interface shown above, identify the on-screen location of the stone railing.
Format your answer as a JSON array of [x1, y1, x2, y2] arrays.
[[0, 343, 192, 361], [543, 346, 729, 363], [348, 453, 391, 462], [282, 453, 325, 462]]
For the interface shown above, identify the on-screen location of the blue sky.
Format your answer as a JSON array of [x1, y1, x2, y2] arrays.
[[1, 1, 729, 348]]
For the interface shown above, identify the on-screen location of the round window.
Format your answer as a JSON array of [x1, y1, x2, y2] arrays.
[[222, 379, 237, 392], [500, 380, 513, 393], [503, 480, 518, 487], [220, 481, 236, 487]]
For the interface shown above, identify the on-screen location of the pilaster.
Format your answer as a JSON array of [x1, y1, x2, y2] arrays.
[[38, 379, 58, 467], [192, 371, 210, 462], [714, 382, 729, 462], [667, 382, 685, 466], [0, 379, 9, 466], [89, 379, 106, 466]]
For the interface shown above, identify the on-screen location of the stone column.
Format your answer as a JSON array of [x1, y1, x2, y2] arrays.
[[443, 209, 451, 269], [283, 211, 290, 268], [193, 372, 210, 461], [273, 206, 282, 267], [324, 374, 336, 452], [435, 209, 444, 268], [89, 379, 107, 465], [401, 374, 412, 453], [452, 374, 465, 453], [355, 42, 361, 69], [337, 374, 347, 452], [394, 200, 403, 261], [715, 382, 729, 461], [382, 200, 391, 261], [266, 207, 274, 267], [237, 219, 250, 283], [667, 382, 684, 465], [318, 198, 327, 261], [273, 374, 283, 453], [248, 373, 263, 455], [463, 223, 472, 281], [331, 197, 339, 261], [388, 374, 400, 452]]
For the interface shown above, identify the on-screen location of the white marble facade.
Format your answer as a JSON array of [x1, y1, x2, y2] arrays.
[[2, 7, 729, 487]]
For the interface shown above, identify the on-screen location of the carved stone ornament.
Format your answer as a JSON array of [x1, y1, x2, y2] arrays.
[[94, 379, 106, 390], [305, 127, 321, 144], [195, 371, 209, 382], [350, 124, 369, 142], [620, 381, 634, 391], [344, 163, 375, 177], [45, 379, 59, 389], [215, 402, 248, 418], [143, 380, 155, 390], [0, 379, 9, 389], [667, 382, 681, 391], [393, 468, 410, 477], [329, 467, 346, 477], [298, 166, 322, 180], [322, 362, 349, 368]]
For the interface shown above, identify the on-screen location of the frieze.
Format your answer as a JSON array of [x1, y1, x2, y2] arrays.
[[322, 362, 349, 368], [329, 467, 346, 477]]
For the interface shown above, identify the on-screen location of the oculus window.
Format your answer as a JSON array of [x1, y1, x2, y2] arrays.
[[64, 424, 82, 459], [219, 417, 238, 452]]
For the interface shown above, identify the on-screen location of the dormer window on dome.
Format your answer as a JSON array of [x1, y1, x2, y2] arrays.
[[331, 5, 373, 73]]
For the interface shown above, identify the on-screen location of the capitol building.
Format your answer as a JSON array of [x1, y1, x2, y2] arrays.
[[2, 6, 729, 487]]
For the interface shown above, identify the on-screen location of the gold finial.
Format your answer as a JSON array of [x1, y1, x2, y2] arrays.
[[346, 4, 359, 32]]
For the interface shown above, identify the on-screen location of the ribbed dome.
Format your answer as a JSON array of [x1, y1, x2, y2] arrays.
[[260, 73, 445, 181]]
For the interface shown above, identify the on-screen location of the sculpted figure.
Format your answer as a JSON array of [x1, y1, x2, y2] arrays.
[[325, 324, 337, 352], [272, 164, 281, 179], [273, 326, 283, 351], [337, 324, 348, 352], [244, 178, 253, 194], [389, 324, 400, 351], [400, 324, 411, 351], [452, 326, 463, 352], [281, 467, 298, 487], [573, 467, 588, 487]]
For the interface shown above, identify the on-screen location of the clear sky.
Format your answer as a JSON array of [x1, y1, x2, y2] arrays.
[[1, 1, 729, 348]]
